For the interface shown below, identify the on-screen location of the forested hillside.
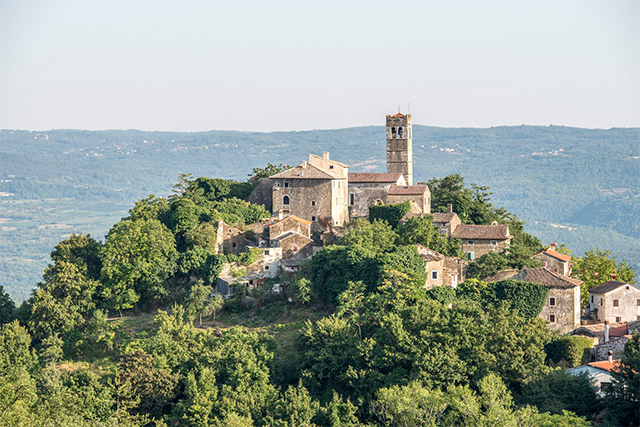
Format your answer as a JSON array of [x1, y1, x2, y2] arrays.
[[1, 125, 638, 301]]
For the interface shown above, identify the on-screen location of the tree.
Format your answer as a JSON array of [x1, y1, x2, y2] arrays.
[[605, 332, 640, 426], [101, 218, 178, 313], [0, 286, 16, 326], [248, 163, 290, 181], [396, 215, 462, 257], [372, 381, 448, 426], [338, 218, 397, 254], [125, 194, 170, 222], [167, 197, 200, 233], [49, 233, 102, 280], [185, 282, 214, 326], [172, 368, 218, 427], [457, 279, 548, 320], [573, 247, 636, 305], [466, 244, 542, 280], [368, 201, 411, 229]]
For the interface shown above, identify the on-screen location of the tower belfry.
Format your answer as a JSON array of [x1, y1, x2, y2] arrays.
[[386, 112, 413, 185]]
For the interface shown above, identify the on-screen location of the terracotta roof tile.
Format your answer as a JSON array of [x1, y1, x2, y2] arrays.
[[516, 268, 583, 289], [451, 224, 511, 240], [268, 215, 312, 227], [589, 280, 633, 295], [431, 212, 458, 223], [349, 173, 404, 183], [587, 360, 621, 372], [536, 248, 572, 263], [387, 185, 430, 195]]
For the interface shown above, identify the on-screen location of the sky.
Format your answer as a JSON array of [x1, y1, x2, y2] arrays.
[[1, 0, 638, 131]]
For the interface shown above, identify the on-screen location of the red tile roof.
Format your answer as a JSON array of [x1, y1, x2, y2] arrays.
[[268, 215, 312, 227], [451, 224, 511, 240], [536, 248, 572, 263], [587, 360, 621, 372], [349, 173, 404, 183], [589, 280, 634, 295], [387, 185, 429, 195]]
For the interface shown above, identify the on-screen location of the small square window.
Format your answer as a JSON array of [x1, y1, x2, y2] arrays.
[[490, 240, 497, 246], [311, 200, 316, 206], [549, 297, 556, 306], [549, 314, 556, 323], [613, 299, 619, 307], [467, 252, 474, 260], [329, 165, 334, 169], [284, 182, 289, 188], [264, 265, 270, 270], [431, 271, 438, 280], [311, 216, 316, 221], [264, 250, 269, 255], [232, 242, 236, 248], [616, 316, 622, 323], [467, 240, 474, 245]]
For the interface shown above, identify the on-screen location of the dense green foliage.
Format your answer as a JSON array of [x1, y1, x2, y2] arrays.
[[368, 201, 411, 229], [604, 332, 640, 426], [572, 248, 636, 305], [457, 279, 549, 320], [545, 336, 594, 368]]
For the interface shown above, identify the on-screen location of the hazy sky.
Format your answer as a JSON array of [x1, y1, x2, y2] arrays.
[[1, 0, 638, 131]]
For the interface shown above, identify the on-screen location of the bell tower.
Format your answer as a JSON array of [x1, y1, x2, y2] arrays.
[[386, 112, 413, 185]]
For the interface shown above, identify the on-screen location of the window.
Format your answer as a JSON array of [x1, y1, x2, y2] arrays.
[[431, 271, 438, 280], [398, 127, 403, 137], [637, 299, 640, 306], [391, 127, 396, 137], [613, 299, 619, 307], [283, 195, 290, 205], [275, 182, 280, 187], [349, 194, 354, 206], [467, 252, 475, 260], [232, 242, 236, 248], [549, 297, 556, 306], [292, 245, 299, 252], [311, 216, 316, 221], [591, 295, 594, 303], [329, 165, 334, 169], [616, 316, 622, 323], [264, 250, 269, 255], [467, 240, 474, 245], [311, 200, 316, 206], [549, 314, 556, 323], [600, 298, 603, 306], [490, 240, 497, 246], [264, 265, 270, 270], [284, 182, 289, 188], [600, 382, 611, 391]]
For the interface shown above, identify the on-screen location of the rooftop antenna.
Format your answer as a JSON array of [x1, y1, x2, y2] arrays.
[[408, 102, 411, 114], [398, 105, 401, 114]]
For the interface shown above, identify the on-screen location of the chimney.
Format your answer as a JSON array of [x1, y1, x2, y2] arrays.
[[608, 351, 613, 363], [549, 242, 557, 250], [610, 272, 617, 280], [322, 152, 329, 159], [604, 320, 610, 343], [447, 203, 453, 213], [278, 209, 284, 221]]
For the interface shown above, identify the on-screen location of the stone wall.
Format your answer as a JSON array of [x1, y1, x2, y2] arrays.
[[216, 221, 252, 255], [246, 178, 273, 211], [461, 239, 509, 260], [277, 233, 313, 260], [272, 179, 334, 224], [593, 336, 630, 361], [386, 193, 430, 214], [348, 183, 391, 218], [590, 285, 640, 323], [268, 216, 310, 239], [534, 253, 570, 276], [541, 286, 581, 334], [424, 259, 445, 288]]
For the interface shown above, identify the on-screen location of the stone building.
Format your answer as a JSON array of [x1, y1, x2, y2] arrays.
[[592, 334, 632, 362], [386, 112, 413, 185], [533, 243, 572, 276], [431, 204, 461, 238], [216, 220, 253, 255], [386, 185, 431, 214], [487, 267, 582, 334], [416, 244, 467, 289], [348, 173, 406, 218], [451, 222, 512, 260], [589, 280, 640, 323], [270, 153, 349, 227], [263, 215, 313, 261]]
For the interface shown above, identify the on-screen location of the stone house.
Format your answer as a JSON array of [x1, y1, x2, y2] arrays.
[[416, 244, 467, 289], [487, 267, 582, 334], [270, 153, 349, 227], [589, 280, 640, 323], [348, 172, 406, 218], [574, 322, 632, 346], [451, 222, 512, 260], [216, 220, 253, 255], [386, 185, 431, 214], [591, 334, 632, 362], [430, 204, 461, 238], [532, 243, 572, 276]]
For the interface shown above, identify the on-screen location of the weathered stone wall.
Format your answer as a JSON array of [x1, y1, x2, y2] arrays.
[[278, 233, 313, 260], [246, 178, 273, 211], [386, 193, 430, 214], [331, 179, 349, 226], [348, 183, 391, 218], [272, 179, 333, 224], [424, 259, 445, 288], [461, 239, 509, 260], [386, 113, 413, 185], [534, 253, 570, 276], [216, 221, 252, 255], [541, 286, 580, 334], [594, 336, 630, 361], [443, 257, 468, 288]]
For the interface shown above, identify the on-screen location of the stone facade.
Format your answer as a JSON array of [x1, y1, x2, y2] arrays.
[[348, 173, 406, 218], [417, 245, 467, 289], [270, 153, 349, 227], [386, 185, 431, 214], [592, 335, 631, 362], [486, 267, 582, 334], [452, 223, 512, 260], [431, 205, 461, 238], [216, 220, 252, 255], [589, 281, 640, 323], [386, 113, 413, 185], [533, 244, 572, 276]]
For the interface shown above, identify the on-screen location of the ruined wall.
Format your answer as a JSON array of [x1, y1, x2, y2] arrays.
[[594, 336, 630, 361], [277, 233, 314, 260], [534, 253, 570, 276], [268, 217, 310, 239], [386, 193, 430, 214], [348, 183, 391, 218]]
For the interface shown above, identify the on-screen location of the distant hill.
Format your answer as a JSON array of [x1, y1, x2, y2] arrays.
[[1, 125, 638, 301]]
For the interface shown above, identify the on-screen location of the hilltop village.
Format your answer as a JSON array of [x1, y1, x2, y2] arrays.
[[1, 112, 638, 426]]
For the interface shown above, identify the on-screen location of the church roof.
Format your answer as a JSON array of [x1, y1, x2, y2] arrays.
[[349, 173, 404, 183], [269, 161, 343, 180]]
